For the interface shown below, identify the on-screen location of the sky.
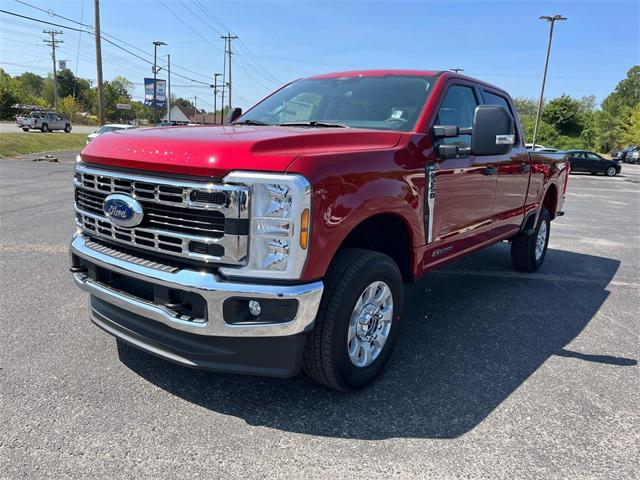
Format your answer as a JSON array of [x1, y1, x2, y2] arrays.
[[1, 0, 639, 113]]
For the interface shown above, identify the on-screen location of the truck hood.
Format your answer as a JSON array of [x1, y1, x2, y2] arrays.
[[80, 125, 402, 178]]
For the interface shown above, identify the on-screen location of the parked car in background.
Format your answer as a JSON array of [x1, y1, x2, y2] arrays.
[[19, 111, 72, 132], [614, 146, 639, 163], [525, 143, 559, 152], [87, 124, 136, 144], [565, 150, 621, 176], [626, 147, 640, 164]]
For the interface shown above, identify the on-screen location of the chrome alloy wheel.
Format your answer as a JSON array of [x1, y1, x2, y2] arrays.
[[347, 280, 394, 367], [535, 220, 548, 261]]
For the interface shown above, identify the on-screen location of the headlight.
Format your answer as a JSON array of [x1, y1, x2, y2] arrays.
[[220, 171, 311, 280]]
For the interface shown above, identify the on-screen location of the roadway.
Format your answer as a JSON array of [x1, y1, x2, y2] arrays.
[[0, 158, 638, 478]]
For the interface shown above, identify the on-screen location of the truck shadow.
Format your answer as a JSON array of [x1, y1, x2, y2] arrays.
[[117, 244, 633, 439]]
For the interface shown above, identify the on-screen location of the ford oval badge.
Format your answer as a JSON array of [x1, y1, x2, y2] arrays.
[[103, 194, 144, 228]]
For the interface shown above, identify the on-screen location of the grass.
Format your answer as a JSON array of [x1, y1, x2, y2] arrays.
[[0, 132, 87, 158]]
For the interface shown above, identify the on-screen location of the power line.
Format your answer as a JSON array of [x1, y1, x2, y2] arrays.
[[5, 4, 216, 85]]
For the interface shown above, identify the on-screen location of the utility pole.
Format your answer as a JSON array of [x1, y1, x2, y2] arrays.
[[43, 30, 63, 111], [93, 0, 104, 125], [532, 15, 567, 149], [221, 33, 238, 111], [152, 41, 166, 125], [167, 54, 171, 123], [213, 73, 221, 124]]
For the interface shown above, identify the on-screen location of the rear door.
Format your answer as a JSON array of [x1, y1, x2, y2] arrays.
[[481, 88, 529, 236], [584, 152, 604, 172], [429, 83, 497, 245]]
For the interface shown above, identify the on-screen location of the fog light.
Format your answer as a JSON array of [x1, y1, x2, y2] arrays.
[[248, 300, 262, 316]]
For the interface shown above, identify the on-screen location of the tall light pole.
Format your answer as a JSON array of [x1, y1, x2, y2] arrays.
[[94, 0, 105, 125], [213, 73, 222, 124], [532, 15, 566, 149], [167, 54, 171, 124], [152, 41, 166, 125]]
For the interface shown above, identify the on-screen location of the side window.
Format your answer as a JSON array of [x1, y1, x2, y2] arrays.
[[483, 91, 511, 112], [586, 153, 600, 161], [435, 85, 478, 148], [483, 90, 518, 143]]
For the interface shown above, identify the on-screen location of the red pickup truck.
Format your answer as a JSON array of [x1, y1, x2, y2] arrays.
[[70, 70, 568, 391]]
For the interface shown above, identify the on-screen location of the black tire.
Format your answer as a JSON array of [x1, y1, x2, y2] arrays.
[[41, 123, 49, 133], [511, 208, 551, 272], [22, 128, 29, 132], [303, 248, 403, 392], [605, 166, 617, 176], [64, 124, 71, 133]]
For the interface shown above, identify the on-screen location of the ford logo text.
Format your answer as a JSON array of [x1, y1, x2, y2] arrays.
[[102, 194, 144, 228]]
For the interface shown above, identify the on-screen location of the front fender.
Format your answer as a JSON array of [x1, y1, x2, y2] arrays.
[[287, 147, 424, 281]]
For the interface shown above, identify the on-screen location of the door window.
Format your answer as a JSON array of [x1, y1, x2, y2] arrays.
[[483, 91, 511, 112], [435, 85, 478, 148]]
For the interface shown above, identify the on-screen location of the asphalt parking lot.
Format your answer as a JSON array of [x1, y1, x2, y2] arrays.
[[1, 158, 638, 479]]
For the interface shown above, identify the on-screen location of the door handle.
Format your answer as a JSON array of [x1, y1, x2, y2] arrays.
[[483, 166, 498, 176], [519, 163, 531, 173]]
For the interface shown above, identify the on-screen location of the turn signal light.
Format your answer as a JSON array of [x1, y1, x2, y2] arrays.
[[300, 208, 310, 249]]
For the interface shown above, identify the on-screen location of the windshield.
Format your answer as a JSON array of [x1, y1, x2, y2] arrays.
[[97, 126, 122, 134], [239, 75, 434, 132]]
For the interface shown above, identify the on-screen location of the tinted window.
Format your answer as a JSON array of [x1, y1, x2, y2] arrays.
[[240, 75, 434, 132], [483, 91, 511, 112], [585, 153, 600, 160], [435, 85, 478, 148]]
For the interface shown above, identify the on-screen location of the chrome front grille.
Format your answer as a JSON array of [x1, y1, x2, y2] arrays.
[[74, 164, 249, 265]]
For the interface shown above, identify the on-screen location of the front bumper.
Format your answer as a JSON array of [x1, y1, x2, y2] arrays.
[[70, 233, 324, 376]]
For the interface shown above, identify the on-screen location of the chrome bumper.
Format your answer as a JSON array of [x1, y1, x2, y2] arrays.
[[70, 234, 323, 337]]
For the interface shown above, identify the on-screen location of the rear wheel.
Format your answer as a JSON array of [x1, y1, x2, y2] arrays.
[[606, 166, 617, 177], [22, 128, 29, 132], [41, 123, 49, 133], [303, 249, 403, 392], [511, 208, 551, 272]]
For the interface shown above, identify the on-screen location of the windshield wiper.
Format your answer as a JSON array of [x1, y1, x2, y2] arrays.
[[234, 119, 270, 126], [278, 121, 348, 128]]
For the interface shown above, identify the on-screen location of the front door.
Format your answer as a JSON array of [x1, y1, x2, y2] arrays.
[[481, 89, 529, 236], [428, 84, 497, 249]]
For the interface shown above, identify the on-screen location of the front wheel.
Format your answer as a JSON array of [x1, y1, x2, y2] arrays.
[[64, 124, 71, 133], [22, 128, 29, 132], [511, 208, 551, 272], [606, 166, 617, 177], [303, 249, 403, 392]]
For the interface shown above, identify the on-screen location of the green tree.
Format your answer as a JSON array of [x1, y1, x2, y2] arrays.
[[542, 94, 583, 136], [513, 97, 538, 118], [16, 72, 44, 100], [103, 76, 133, 120], [0, 69, 20, 119], [623, 103, 640, 145]]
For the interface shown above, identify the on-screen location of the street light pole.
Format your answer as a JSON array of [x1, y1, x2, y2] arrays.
[[167, 54, 171, 124], [532, 15, 566, 149], [213, 73, 222, 124], [152, 41, 166, 125]]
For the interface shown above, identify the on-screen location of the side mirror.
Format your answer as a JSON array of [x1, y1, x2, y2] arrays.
[[470, 105, 515, 156], [226, 107, 242, 124]]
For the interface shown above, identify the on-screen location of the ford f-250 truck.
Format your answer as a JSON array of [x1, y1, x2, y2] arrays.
[[70, 70, 568, 392]]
